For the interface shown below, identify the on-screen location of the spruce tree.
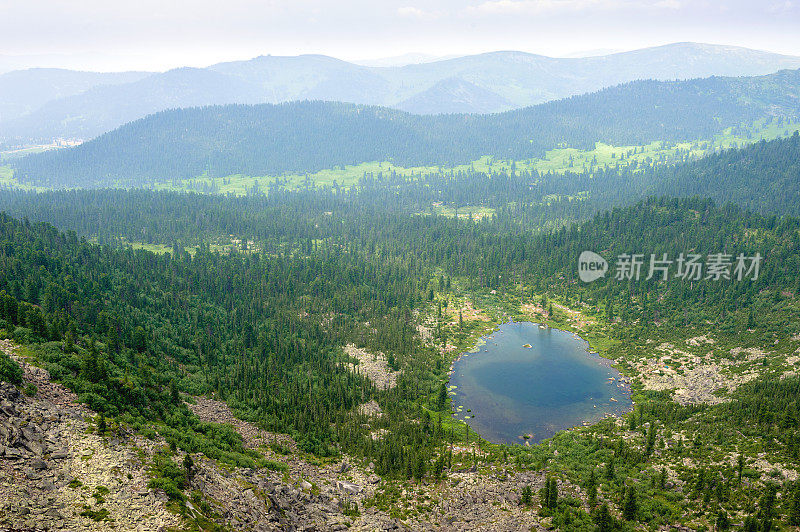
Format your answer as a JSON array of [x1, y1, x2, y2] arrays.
[[586, 469, 598, 508], [437, 383, 448, 410], [789, 483, 800, 526], [593, 503, 613, 532], [622, 486, 637, 521], [520, 485, 532, 507]]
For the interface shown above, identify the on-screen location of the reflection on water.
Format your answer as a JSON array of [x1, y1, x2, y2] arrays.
[[449, 321, 632, 444]]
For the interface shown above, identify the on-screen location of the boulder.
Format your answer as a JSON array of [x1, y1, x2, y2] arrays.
[[335, 480, 361, 495]]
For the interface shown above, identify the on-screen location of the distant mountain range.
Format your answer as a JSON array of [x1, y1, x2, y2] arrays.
[[3, 42, 800, 142], [0, 69, 150, 123], [13, 68, 800, 188]]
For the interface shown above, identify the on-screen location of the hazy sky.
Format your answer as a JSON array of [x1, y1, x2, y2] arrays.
[[0, 0, 798, 71]]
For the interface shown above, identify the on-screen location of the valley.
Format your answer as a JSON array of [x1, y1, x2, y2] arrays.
[[1, 27, 800, 532]]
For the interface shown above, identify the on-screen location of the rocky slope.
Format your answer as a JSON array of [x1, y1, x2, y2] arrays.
[[0, 341, 559, 531], [0, 360, 182, 530]]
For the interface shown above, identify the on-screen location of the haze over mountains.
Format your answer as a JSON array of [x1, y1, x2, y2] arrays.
[[14, 68, 800, 188], [3, 42, 800, 142]]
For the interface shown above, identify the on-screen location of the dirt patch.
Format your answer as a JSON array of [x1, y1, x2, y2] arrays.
[[635, 343, 761, 405], [344, 344, 399, 390], [445, 299, 487, 326], [522, 301, 595, 330], [187, 396, 296, 452], [357, 399, 383, 417], [686, 335, 716, 346]]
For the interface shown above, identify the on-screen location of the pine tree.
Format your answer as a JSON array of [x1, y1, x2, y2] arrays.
[[170, 379, 180, 404], [622, 486, 637, 521], [183, 453, 195, 481], [520, 485, 532, 507], [789, 483, 800, 526], [743, 516, 758, 532], [716, 509, 730, 530], [586, 469, 598, 508], [539, 477, 557, 511], [593, 503, 613, 532], [605, 455, 615, 480], [63, 328, 75, 353], [758, 484, 776, 532], [737, 455, 745, 483], [436, 383, 448, 411], [645, 423, 656, 456]]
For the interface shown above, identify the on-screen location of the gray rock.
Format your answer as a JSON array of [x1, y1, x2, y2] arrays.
[[4, 447, 23, 459], [45, 508, 63, 519], [30, 458, 48, 470], [21, 439, 43, 456], [335, 480, 361, 495], [21, 426, 37, 442]]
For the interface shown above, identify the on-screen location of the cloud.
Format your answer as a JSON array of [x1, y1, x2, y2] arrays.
[[397, 6, 442, 19], [768, 0, 795, 12], [467, 0, 608, 15], [465, 0, 681, 15]]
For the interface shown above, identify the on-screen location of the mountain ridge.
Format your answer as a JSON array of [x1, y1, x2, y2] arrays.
[[4, 42, 800, 141], [12, 68, 800, 188]]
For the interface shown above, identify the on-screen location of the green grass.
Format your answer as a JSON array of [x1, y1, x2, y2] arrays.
[[153, 160, 448, 196], [0, 145, 58, 162], [3, 118, 799, 196], [154, 118, 800, 196], [426, 204, 496, 220], [0, 165, 46, 191], [95, 237, 259, 256]]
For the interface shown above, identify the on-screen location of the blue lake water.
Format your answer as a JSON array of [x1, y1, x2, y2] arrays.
[[449, 321, 632, 444]]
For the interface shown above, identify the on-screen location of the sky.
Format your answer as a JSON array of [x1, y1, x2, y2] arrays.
[[0, 0, 798, 71]]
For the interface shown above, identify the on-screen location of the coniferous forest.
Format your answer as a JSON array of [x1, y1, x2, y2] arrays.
[[2, 40, 800, 531], [2, 170, 800, 528]]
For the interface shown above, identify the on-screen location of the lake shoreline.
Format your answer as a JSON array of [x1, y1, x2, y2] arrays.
[[448, 320, 633, 445]]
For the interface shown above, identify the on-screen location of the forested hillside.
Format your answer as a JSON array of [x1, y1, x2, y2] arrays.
[[3, 127, 800, 250], [626, 131, 800, 216], [3, 185, 800, 527], [13, 68, 800, 188]]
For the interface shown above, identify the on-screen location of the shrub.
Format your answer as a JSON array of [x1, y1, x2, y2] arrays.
[[12, 327, 36, 344], [0, 352, 22, 384], [147, 477, 185, 502]]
